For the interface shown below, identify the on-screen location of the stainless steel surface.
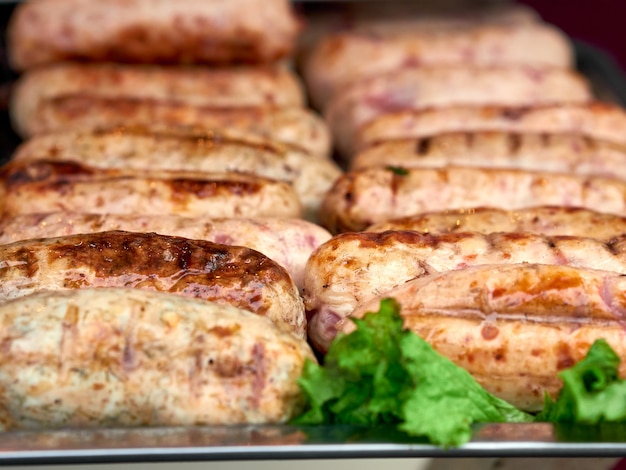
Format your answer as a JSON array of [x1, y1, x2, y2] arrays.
[[0, 424, 625, 464]]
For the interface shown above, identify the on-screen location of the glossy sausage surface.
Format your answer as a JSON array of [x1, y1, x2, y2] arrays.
[[0, 212, 331, 289], [0, 160, 302, 220], [368, 206, 626, 241], [320, 166, 626, 233], [0, 230, 306, 337], [305, 230, 626, 351], [13, 128, 341, 220], [344, 264, 626, 411]]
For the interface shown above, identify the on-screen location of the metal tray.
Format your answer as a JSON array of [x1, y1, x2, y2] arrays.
[[2, 2, 626, 464], [3, 423, 626, 465]]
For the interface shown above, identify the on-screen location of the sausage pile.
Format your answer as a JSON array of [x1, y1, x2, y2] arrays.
[[301, 3, 626, 411], [3, 0, 626, 430], [0, 0, 335, 430]]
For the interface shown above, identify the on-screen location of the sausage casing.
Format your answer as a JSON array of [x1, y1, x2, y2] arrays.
[[305, 23, 572, 109], [8, 0, 300, 70], [10, 62, 305, 137], [355, 102, 626, 151], [0, 212, 331, 290], [13, 128, 341, 221], [367, 206, 626, 241], [0, 160, 302, 220], [0, 230, 306, 338], [319, 166, 626, 233], [304, 230, 626, 351], [351, 132, 626, 180], [325, 66, 591, 157], [344, 264, 626, 411], [17, 97, 330, 157], [0, 288, 314, 429]]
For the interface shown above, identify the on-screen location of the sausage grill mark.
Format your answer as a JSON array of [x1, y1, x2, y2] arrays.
[[415, 137, 432, 156], [353, 230, 477, 249], [2, 160, 96, 187], [606, 238, 623, 255], [9, 247, 40, 277], [556, 342, 575, 370], [500, 106, 530, 121], [390, 171, 405, 197], [583, 135, 599, 151], [507, 133, 522, 154], [464, 132, 476, 149], [169, 179, 262, 199], [531, 348, 544, 357], [0, 231, 294, 319]]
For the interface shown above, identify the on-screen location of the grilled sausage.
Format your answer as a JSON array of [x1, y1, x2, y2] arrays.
[[0, 230, 305, 337], [367, 206, 626, 240], [325, 66, 591, 157], [13, 128, 341, 221], [319, 166, 626, 233], [304, 231, 626, 351], [343, 264, 626, 411], [18, 96, 330, 157], [0, 212, 331, 289], [7, 0, 300, 70], [0, 288, 314, 429], [355, 102, 626, 151], [305, 23, 571, 109], [10, 62, 305, 137], [0, 160, 302, 220], [351, 132, 626, 179], [299, 1, 539, 66], [0, 231, 306, 337]]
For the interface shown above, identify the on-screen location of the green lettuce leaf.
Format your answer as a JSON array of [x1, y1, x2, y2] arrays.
[[537, 339, 626, 423], [292, 298, 532, 447], [399, 331, 531, 447]]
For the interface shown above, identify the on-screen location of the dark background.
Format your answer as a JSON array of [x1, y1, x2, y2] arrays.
[[521, 0, 626, 72]]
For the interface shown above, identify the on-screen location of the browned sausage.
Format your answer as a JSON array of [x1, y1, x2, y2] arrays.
[[351, 132, 626, 181], [367, 206, 626, 241], [0, 212, 331, 289], [10, 62, 305, 136], [0, 160, 302, 219], [344, 264, 626, 411], [8, 0, 300, 70], [0, 230, 306, 338], [320, 166, 626, 233], [355, 102, 626, 151], [12, 128, 341, 220], [304, 230, 626, 351], [18, 96, 330, 157]]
